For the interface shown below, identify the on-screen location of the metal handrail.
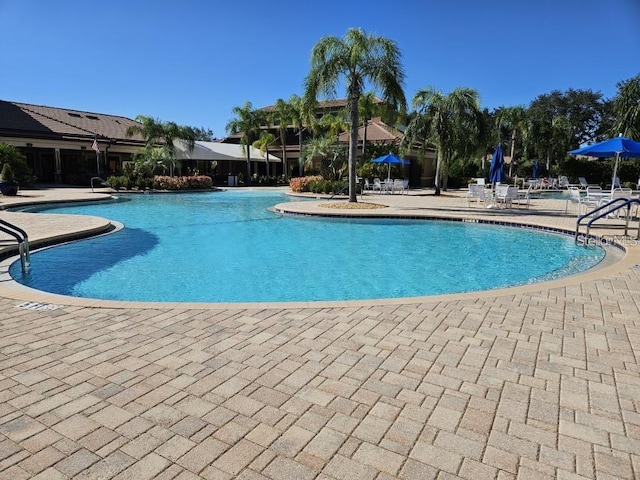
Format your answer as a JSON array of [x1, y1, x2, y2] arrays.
[[575, 197, 640, 243], [0, 218, 30, 273], [91, 176, 109, 192]]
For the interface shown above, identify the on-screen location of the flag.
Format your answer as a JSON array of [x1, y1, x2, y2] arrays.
[[92, 137, 100, 154]]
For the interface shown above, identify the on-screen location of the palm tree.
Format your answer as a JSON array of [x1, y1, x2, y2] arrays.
[[126, 115, 196, 176], [495, 106, 528, 176], [304, 28, 406, 202], [612, 74, 640, 139], [405, 87, 482, 195], [270, 99, 294, 181], [252, 131, 277, 177], [288, 94, 314, 177], [226, 102, 263, 185], [358, 92, 381, 160]]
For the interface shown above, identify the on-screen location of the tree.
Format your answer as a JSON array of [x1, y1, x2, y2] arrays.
[[358, 92, 382, 160], [270, 98, 294, 180], [526, 89, 608, 167], [304, 28, 406, 202], [404, 87, 482, 195], [226, 102, 264, 185], [612, 73, 640, 138], [288, 94, 315, 177], [495, 106, 527, 176], [126, 115, 197, 176], [252, 131, 277, 177], [301, 135, 346, 180]]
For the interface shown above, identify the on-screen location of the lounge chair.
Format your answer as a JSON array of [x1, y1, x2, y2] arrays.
[[558, 176, 578, 189], [372, 178, 382, 193], [402, 178, 409, 193], [577, 177, 595, 190]]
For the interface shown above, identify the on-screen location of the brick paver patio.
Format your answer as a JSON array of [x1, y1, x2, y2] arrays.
[[0, 186, 639, 479]]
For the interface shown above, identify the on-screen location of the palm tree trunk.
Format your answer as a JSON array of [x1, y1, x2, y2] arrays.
[[298, 128, 304, 177], [265, 148, 270, 177], [348, 92, 359, 203], [246, 148, 252, 185], [434, 152, 442, 196], [362, 119, 368, 160], [508, 129, 516, 177]]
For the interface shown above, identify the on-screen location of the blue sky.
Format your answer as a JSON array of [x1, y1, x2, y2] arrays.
[[1, 0, 638, 138]]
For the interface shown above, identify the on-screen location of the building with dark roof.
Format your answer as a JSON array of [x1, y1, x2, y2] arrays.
[[0, 100, 145, 183]]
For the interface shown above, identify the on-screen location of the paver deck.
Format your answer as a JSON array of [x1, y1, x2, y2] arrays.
[[0, 186, 639, 479]]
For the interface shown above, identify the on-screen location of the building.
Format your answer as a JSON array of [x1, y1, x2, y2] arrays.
[[0, 100, 277, 186], [230, 98, 436, 187], [0, 100, 146, 184]]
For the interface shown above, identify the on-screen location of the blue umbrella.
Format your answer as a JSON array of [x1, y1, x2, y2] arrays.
[[569, 135, 640, 191], [371, 153, 410, 181], [489, 145, 504, 184], [532, 159, 540, 179]]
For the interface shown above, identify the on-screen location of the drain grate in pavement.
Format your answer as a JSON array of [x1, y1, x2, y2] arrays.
[[16, 301, 63, 311]]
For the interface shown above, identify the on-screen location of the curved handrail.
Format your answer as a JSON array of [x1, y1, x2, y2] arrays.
[[575, 197, 640, 243], [0, 218, 30, 273], [91, 176, 109, 192]]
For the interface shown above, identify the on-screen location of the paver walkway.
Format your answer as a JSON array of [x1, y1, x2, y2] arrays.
[[0, 186, 639, 479]]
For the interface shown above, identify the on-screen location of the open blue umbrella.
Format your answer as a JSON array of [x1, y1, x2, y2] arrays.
[[489, 145, 504, 184], [569, 135, 640, 191], [371, 153, 410, 181], [532, 159, 540, 179]]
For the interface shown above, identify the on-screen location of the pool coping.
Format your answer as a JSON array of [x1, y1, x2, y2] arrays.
[[1, 189, 639, 310]]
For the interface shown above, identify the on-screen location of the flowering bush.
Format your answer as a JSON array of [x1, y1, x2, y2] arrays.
[[152, 175, 213, 190], [289, 175, 322, 192]]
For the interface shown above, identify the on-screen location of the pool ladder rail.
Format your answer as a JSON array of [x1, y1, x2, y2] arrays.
[[575, 197, 640, 244], [0, 218, 30, 274]]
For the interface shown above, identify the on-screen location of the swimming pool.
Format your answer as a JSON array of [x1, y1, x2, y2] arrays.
[[12, 190, 604, 303]]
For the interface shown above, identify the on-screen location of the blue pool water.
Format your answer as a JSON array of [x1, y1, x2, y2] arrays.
[[12, 190, 604, 303]]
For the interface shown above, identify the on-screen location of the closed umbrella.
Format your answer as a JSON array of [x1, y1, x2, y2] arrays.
[[371, 153, 410, 181], [532, 159, 540, 179], [569, 135, 640, 192], [489, 145, 504, 185]]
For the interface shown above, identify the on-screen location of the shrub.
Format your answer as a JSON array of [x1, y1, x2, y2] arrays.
[[0, 143, 36, 185], [289, 175, 322, 192], [152, 175, 213, 190], [1, 163, 15, 182]]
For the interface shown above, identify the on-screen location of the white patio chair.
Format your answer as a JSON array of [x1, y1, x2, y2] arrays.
[[402, 178, 409, 193], [517, 185, 532, 209], [372, 178, 382, 193], [565, 187, 582, 214], [393, 178, 404, 194], [466, 183, 488, 207], [495, 185, 518, 208]]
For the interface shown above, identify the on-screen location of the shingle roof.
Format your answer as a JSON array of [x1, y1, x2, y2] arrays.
[[0, 100, 145, 142], [337, 118, 402, 143], [260, 97, 383, 112]]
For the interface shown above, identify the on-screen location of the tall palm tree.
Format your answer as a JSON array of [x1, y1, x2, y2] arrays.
[[287, 94, 314, 177], [252, 131, 277, 177], [495, 106, 528, 176], [405, 87, 482, 195], [226, 102, 263, 185], [304, 28, 406, 202], [612, 74, 640, 139], [270, 99, 294, 180]]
